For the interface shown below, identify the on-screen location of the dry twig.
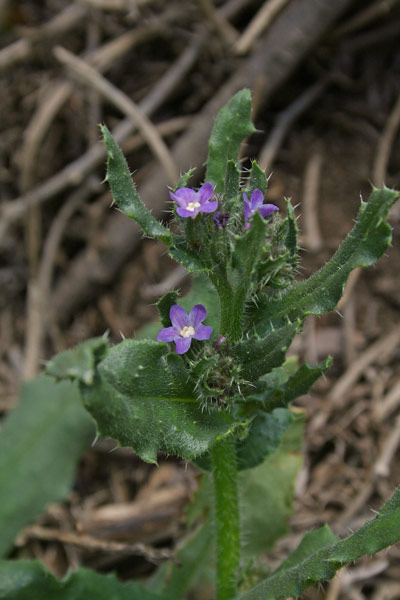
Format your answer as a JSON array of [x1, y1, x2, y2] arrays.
[[54, 45, 179, 186], [235, 0, 291, 55], [18, 525, 175, 564], [373, 92, 400, 186], [301, 149, 323, 252], [258, 80, 327, 171]]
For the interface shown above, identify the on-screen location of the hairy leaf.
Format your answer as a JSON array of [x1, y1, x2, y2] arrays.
[[232, 321, 299, 381], [0, 560, 170, 600], [81, 339, 233, 463], [0, 375, 94, 557], [237, 484, 400, 600], [248, 357, 332, 412], [168, 238, 208, 274], [101, 125, 171, 242], [206, 89, 256, 193], [247, 161, 268, 196], [46, 337, 108, 385], [251, 187, 399, 335], [156, 290, 179, 328]]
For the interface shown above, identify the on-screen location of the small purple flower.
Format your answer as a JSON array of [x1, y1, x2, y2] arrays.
[[214, 211, 230, 230], [170, 182, 218, 219], [157, 304, 212, 354], [243, 189, 279, 229]]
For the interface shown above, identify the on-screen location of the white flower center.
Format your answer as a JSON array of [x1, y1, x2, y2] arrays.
[[180, 325, 195, 338], [187, 201, 200, 212]]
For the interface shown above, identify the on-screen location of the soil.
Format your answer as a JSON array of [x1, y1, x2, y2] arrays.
[[1, 1, 400, 598]]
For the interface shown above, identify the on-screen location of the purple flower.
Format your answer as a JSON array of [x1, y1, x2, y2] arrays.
[[214, 211, 229, 230], [157, 304, 212, 354], [170, 182, 218, 219], [243, 189, 279, 228]]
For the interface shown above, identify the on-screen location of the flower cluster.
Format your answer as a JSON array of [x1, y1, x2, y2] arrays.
[[157, 304, 212, 354], [170, 183, 279, 228], [163, 184, 280, 353]]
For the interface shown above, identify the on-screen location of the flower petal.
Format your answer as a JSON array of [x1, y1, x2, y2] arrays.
[[175, 336, 192, 354], [199, 201, 218, 214], [170, 305, 189, 330], [177, 206, 199, 219], [170, 187, 196, 208], [197, 182, 214, 204], [193, 324, 212, 341], [259, 203, 279, 218], [189, 304, 207, 329], [243, 193, 253, 221], [250, 189, 264, 210], [157, 326, 178, 343]]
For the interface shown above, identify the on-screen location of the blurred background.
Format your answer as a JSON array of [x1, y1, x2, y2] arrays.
[[1, 0, 400, 597]]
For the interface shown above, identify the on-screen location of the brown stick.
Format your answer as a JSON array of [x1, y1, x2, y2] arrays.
[[54, 45, 179, 185]]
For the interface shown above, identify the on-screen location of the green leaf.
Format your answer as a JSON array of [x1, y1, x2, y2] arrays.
[[0, 560, 171, 600], [181, 274, 221, 333], [101, 124, 171, 242], [274, 525, 338, 574], [249, 357, 332, 412], [284, 198, 298, 259], [235, 408, 294, 471], [206, 89, 256, 193], [224, 160, 241, 206], [45, 337, 108, 385], [156, 291, 179, 327], [168, 238, 208, 274], [81, 339, 233, 463], [176, 167, 196, 190], [0, 375, 94, 557], [239, 414, 304, 558], [232, 322, 299, 381], [150, 520, 214, 600], [237, 484, 400, 600], [251, 187, 399, 335], [228, 212, 269, 338], [247, 161, 268, 196]]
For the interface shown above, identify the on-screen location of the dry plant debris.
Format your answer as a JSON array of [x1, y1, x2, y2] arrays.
[[1, 0, 400, 597]]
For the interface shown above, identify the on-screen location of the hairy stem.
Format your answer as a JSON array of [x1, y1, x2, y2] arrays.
[[211, 436, 240, 600]]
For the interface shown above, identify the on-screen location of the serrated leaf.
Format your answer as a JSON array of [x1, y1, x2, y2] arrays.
[[284, 198, 298, 259], [45, 338, 108, 385], [206, 89, 256, 193], [237, 484, 400, 600], [101, 125, 171, 242], [81, 339, 233, 463], [228, 212, 268, 339], [251, 187, 399, 335], [168, 239, 208, 274], [0, 375, 94, 557], [232, 322, 299, 381], [0, 560, 171, 600], [176, 167, 196, 190], [235, 408, 294, 471], [274, 525, 338, 574], [224, 160, 241, 206], [156, 291, 179, 327], [248, 161, 268, 196], [249, 357, 332, 412]]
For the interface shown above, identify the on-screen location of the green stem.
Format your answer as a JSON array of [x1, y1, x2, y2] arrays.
[[211, 436, 240, 600]]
